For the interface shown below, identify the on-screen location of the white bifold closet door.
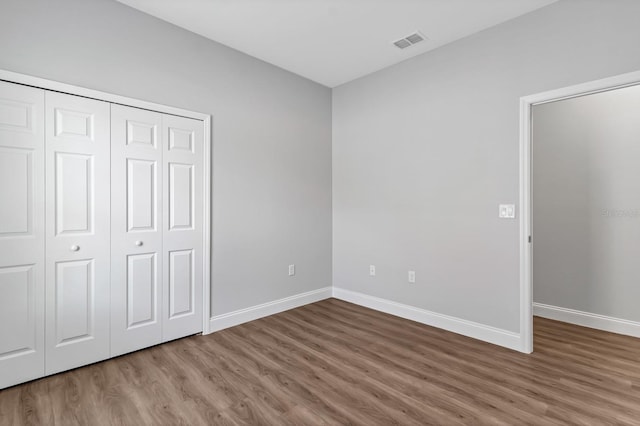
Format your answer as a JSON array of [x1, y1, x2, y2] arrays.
[[44, 92, 111, 375], [0, 80, 205, 389], [162, 114, 203, 341], [0, 81, 45, 388], [110, 105, 163, 356], [111, 105, 203, 355]]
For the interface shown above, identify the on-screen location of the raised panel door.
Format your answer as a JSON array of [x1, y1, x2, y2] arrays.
[[162, 114, 203, 341], [0, 81, 45, 390], [110, 104, 163, 356], [45, 91, 110, 375]]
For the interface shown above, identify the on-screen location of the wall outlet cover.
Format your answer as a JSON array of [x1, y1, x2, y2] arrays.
[[499, 204, 516, 219]]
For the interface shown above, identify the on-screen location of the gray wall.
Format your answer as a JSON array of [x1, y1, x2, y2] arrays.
[[332, 0, 640, 332], [533, 85, 640, 321], [0, 0, 332, 316]]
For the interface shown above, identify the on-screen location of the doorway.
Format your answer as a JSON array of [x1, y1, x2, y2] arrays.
[[519, 70, 640, 353]]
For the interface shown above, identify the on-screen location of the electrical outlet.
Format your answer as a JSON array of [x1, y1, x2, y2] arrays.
[[369, 265, 376, 276], [408, 270, 416, 283], [288, 264, 295, 276]]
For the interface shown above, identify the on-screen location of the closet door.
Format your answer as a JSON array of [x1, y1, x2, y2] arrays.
[[45, 92, 110, 375], [110, 105, 163, 356], [162, 115, 203, 341], [0, 82, 45, 389]]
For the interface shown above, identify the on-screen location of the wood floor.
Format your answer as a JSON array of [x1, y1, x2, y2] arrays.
[[2, 299, 640, 425]]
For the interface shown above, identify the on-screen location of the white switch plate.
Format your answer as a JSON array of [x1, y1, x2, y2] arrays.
[[499, 204, 516, 219], [408, 270, 416, 283], [369, 265, 376, 276], [288, 264, 295, 276]]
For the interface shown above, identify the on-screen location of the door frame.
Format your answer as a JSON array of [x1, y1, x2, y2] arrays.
[[0, 68, 213, 335], [519, 70, 640, 353]]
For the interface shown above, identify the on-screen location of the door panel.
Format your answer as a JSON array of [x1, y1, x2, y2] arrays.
[[127, 120, 157, 147], [0, 99, 33, 131], [168, 249, 194, 318], [111, 105, 163, 356], [0, 265, 36, 357], [0, 81, 45, 389], [54, 108, 94, 140], [0, 148, 32, 235], [55, 152, 93, 234], [54, 259, 94, 345], [127, 159, 156, 231], [169, 163, 194, 230], [168, 127, 194, 152], [127, 253, 157, 328], [162, 115, 203, 341], [45, 91, 110, 375]]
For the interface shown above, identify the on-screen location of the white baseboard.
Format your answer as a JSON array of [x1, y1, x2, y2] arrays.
[[533, 303, 640, 338], [209, 287, 332, 332], [332, 287, 524, 352]]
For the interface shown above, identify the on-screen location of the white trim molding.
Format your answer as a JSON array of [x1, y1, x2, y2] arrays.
[[520, 69, 640, 354], [202, 115, 213, 335], [333, 288, 523, 352], [209, 287, 332, 332], [0, 69, 210, 121], [534, 303, 640, 338]]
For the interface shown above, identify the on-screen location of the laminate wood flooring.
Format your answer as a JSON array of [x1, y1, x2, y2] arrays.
[[2, 298, 640, 425]]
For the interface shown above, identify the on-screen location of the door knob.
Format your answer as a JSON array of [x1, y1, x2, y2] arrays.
[[70, 245, 80, 252], [135, 241, 143, 247]]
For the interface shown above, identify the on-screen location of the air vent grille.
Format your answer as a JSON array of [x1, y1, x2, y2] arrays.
[[405, 33, 424, 44], [393, 32, 427, 49], [393, 39, 411, 49]]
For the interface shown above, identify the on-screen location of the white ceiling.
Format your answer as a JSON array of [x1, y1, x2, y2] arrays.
[[117, 0, 557, 88]]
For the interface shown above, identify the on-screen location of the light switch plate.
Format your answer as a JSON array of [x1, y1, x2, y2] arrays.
[[499, 204, 516, 219]]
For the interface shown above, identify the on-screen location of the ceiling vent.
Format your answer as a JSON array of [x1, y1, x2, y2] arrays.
[[393, 39, 412, 49], [393, 32, 426, 49]]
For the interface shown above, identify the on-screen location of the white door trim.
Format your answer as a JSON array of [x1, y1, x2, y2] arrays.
[[519, 69, 640, 353], [0, 68, 213, 335]]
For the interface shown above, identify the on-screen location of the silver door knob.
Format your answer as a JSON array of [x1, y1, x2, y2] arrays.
[[70, 245, 80, 252], [135, 241, 143, 247]]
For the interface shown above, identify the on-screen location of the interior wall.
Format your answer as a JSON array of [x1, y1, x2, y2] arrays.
[[332, 0, 640, 333], [532, 84, 640, 322], [0, 0, 332, 316]]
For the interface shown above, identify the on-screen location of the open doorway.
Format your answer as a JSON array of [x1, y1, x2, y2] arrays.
[[519, 71, 640, 353]]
